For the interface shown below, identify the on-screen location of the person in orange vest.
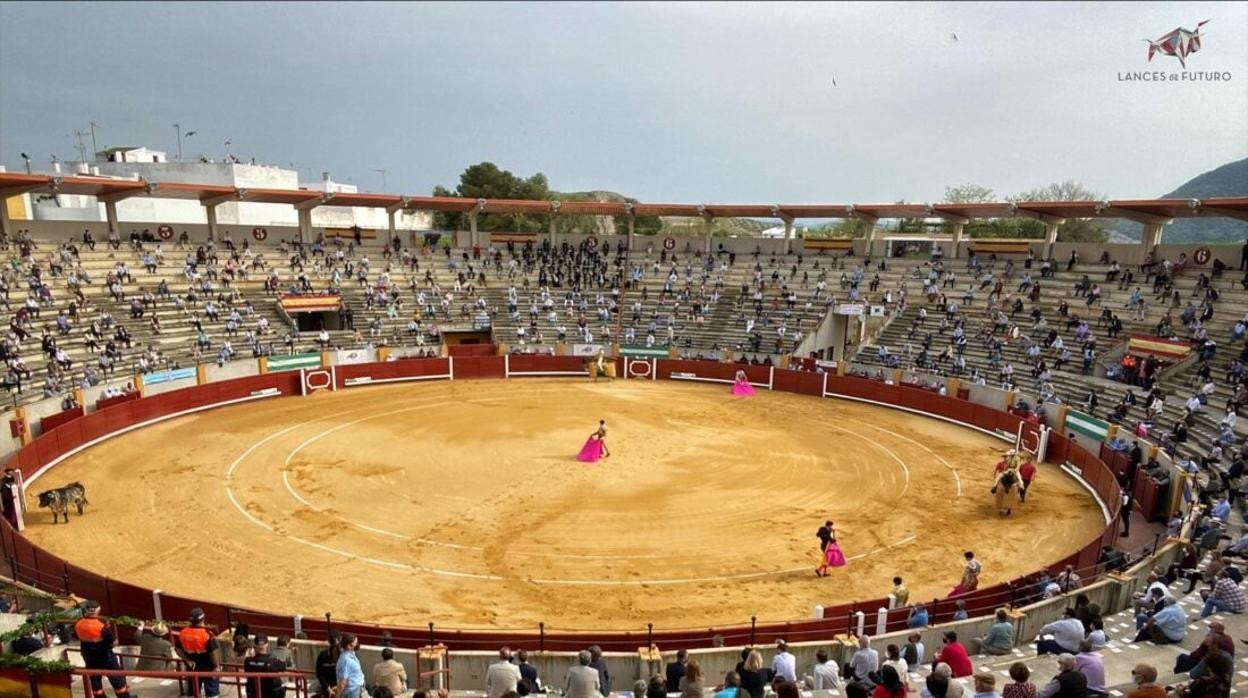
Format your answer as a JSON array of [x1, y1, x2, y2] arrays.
[[175, 608, 222, 698], [73, 600, 130, 697]]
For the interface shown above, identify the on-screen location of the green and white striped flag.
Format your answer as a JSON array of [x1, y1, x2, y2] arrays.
[[268, 352, 322, 372], [1065, 409, 1109, 441]]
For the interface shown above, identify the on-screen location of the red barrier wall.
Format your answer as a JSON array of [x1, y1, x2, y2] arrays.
[[1, 357, 1123, 652]]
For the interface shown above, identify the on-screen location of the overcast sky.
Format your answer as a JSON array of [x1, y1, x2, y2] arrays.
[[1, 1, 1245, 204]]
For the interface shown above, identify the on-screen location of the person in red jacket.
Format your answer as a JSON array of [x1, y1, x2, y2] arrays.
[[933, 631, 974, 678]]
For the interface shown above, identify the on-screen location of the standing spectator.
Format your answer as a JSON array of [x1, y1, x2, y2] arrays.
[[565, 650, 603, 698], [243, 635, 288, 698], [73, 600, 131, 698], [487, 647, 522, 698], [135, 622, 175, 671], [175, 608, 222, 698], [373, 647, 408, 697], [666, 649, 688, 692], [334, 633, 365, 698], [315, 631, 341, 697], [588, 645, 611, 697], [772, 640, 796, 682]]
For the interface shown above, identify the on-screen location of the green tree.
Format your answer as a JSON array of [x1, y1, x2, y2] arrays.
[[943, 184, 996, 204], [1011, 180, 1108, 242], [431, 162, 553, 231]]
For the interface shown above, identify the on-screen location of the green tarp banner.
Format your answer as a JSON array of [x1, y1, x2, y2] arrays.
[[268, 352, 321, 372], [619, 346, 669, 358], [1065, 409, 1109, 441]]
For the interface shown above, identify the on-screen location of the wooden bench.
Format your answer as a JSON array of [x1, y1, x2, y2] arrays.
[[967, 240, 1033, 256], [803, 238, 853, 252], [490, 231, 537, 244], [324, 227, 378, 240]]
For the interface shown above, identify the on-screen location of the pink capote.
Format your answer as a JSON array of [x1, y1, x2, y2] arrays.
[[731, 378, 757, 396], [824, 541, 847, 567], [577, 435, 605, 463]]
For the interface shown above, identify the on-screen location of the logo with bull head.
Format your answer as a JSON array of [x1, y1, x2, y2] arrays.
[[1145, 19, 1210, 68]]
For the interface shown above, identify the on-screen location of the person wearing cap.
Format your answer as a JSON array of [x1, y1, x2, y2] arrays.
[[73, 600, 131, 697], [244, 634, 288, 698], [175, 608, 222, 698], [135, 622, 175, 671]]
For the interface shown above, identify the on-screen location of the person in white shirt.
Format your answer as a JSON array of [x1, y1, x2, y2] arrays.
[[485, 646, 522, 698], [1036, 608, 1085, 655], [772, 640, 796, 683], [810, 650, 840, 690], [848, 635, 879, 683]]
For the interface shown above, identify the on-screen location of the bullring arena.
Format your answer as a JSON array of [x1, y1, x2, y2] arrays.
[[21, 369, 1106, 631]]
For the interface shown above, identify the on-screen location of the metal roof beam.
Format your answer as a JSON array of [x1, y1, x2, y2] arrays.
[[202, 189, 246, 208], [1095, 202, 1172, 225], [293, 192, 334, 211], [386, 196, 411, 214], [97, 181, 154, 203]]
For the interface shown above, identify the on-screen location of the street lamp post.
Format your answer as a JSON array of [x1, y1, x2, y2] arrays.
[[89, 121, 98, 157], [376, 168, 387, 192], [173, 123, 182, 161]]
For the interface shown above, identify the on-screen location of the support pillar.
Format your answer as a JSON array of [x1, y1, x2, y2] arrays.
[[784, 220, 795, 255], [387, 210, 396, 241], [549, 215, 558, 248], [1141, 223, 1165, 250], [950, 222, 964, 259], [1044, 221, 1060, 260], [627, 214, 636, 251], [297, 208, 313, 244], [0, 196, 13, 240], [861, 215, 880, 258], [104, 200, 119, 236], [205, 204, 219, 242], [469, 212, 479, 249], [703, 216, 714, 255]]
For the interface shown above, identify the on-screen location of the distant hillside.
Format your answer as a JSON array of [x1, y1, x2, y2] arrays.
[[1117, 158, 1248, 243]]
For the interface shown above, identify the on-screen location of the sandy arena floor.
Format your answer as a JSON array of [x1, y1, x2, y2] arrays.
[[23, 379, 1105, 631]]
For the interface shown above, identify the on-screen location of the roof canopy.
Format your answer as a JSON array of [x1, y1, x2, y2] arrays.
[[3, 172, 1246, 223]]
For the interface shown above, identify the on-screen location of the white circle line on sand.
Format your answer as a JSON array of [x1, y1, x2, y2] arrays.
[[275, 389, 739, 560], [846, 417, 964, 497], [224, 382, 924, 584]]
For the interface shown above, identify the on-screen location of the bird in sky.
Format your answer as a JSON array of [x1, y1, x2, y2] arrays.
[[950, 32, 959, 42], [831, 77, 838, 87], [185, 131, 197, 138]]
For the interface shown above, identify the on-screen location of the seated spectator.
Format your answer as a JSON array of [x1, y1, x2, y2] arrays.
[[1199, 568, 1245, 617], [933, 631, 972, 678], [971, 674, 1001, 698], [1002, 663, 1034, 698], [1073, 641, 1105, 697], [1036, 607, 1084, 655], [1036, 654, 1086, 698], [1134, 597, 1185, 644], [969, 608, 1015, 656], [135, 622, 175, 670]]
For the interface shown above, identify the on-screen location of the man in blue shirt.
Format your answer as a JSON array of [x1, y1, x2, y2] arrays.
[[1134, 598, 1186, 644]]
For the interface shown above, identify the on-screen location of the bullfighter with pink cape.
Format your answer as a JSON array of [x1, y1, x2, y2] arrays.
[[576, 420, 611, 463], [731, 370, 756, 397]]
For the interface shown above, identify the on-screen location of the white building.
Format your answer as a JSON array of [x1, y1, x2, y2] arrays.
[[23, 150, 431, 230]]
